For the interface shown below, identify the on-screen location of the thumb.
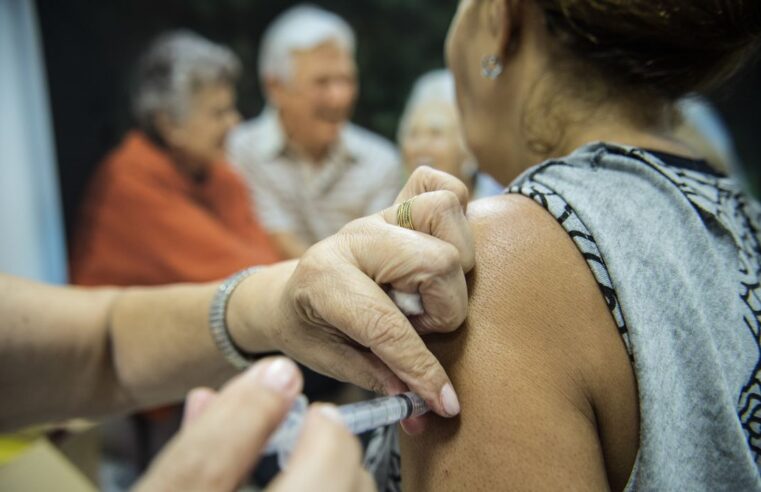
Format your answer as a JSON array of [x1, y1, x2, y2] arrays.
[[135, 357, 302, 492], [181, 387, 217, 429]]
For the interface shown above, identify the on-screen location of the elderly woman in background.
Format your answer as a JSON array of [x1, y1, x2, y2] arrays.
[[398, 69, 502, 201], [70, 30, 279, 287], [68, 30, 281, 480]]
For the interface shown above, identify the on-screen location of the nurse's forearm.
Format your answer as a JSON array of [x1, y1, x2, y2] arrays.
[[109, 261, 298, 408], [0, 267, 291, 431]]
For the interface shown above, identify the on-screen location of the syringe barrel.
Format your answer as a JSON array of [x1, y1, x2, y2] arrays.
[[339, 392, 429, 435], [263, 392, 430, 458]]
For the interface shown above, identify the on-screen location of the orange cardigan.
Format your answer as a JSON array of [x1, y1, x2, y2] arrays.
[[70, 131, 280, 286]]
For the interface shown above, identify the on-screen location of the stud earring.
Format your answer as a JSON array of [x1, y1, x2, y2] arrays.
[[481, 54, 504, 80]]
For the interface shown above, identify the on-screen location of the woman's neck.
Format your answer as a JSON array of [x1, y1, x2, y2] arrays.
[[558, 119, 700, 162], [504, 102, 699, 181]]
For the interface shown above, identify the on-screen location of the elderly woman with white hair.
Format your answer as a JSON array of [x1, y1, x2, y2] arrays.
[[399, 69, 503, 201], [68, 29, 282, 477], [70, 30, 280, 287]]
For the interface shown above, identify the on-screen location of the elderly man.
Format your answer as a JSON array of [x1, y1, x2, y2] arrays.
[[228, 4, 402, 259]]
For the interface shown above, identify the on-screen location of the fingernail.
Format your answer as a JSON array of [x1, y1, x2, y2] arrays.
[[315, 404, 345, 426], [440, 383, 461, 417], [247, 357, 298, 394]]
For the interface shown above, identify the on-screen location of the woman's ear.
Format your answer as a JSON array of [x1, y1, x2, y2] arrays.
[[489, 0, 523, 57]]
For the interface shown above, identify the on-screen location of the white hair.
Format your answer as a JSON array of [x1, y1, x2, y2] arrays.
[[258, 4, 355, 86], [397, 69, 457, 143], [132, 30, 241, 132], [398, 69, 478, 177]]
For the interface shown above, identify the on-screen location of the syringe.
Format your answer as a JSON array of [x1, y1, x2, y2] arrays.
[[264, 392, 429, 467]]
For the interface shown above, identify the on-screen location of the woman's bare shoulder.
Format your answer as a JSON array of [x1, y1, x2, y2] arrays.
[[401, 193, 638, 491]]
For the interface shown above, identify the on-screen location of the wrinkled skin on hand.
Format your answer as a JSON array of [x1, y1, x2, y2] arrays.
[[275, 167, 474, 419]]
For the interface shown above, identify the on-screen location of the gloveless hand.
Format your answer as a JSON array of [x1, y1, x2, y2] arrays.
[[135, 357, 374, 492], [273, 166, 474, 418]]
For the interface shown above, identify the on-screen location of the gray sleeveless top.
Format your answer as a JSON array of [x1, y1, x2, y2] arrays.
[[369, 142, 761, 490]]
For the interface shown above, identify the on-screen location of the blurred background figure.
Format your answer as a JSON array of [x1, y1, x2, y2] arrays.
[[228, 4, 402, 260], [675, 95, 743, 177], [70, 30, 279, 287], [398, 69, 503, 200], [67, 30, 281, 489]]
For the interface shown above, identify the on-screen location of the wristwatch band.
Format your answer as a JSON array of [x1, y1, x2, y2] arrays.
[[209, 266, 262, 370]]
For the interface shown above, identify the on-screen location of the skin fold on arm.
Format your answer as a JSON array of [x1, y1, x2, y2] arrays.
[[401, 194, 640, 491]]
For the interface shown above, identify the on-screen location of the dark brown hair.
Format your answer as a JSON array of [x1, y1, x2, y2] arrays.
[[534, 0, 761, 100]]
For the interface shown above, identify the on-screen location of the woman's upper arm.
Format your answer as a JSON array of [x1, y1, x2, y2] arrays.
[[400, 194, 638, 491]]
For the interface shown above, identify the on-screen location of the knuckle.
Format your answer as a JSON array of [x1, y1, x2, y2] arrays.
[[428, 304, 461, 332], [442, 305, 466, 330], [427, 274, 467, 330], [411, 164, 435, 182], [411, 350, 442, 382], [452, 178, 469, 202], [365, 309, 408, 349], [433, 189, 462, 213], [430, 242, 461, 272], [417, 169, 468, 203]]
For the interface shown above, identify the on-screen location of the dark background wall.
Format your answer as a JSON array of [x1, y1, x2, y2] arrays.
[[712, 64, 761, 192], [36, 0, 760, 239], [36, 0, 457, 238]]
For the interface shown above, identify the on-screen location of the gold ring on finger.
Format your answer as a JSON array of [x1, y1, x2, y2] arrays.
[[397, 197, 416, 231]]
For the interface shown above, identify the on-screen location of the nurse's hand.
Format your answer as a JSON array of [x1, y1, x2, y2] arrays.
[[135, 357, 374, 492], [246, 167, 474, 419]]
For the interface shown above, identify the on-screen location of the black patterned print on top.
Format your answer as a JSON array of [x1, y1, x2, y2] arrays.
[[514, 146, 761, 465], [508, 180, 632, 355], [625, 148, 761, 464]]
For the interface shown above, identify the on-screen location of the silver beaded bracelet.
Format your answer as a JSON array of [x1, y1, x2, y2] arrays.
[[209, 266, 263, 370]]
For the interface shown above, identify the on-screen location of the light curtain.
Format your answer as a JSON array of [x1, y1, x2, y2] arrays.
[[0, 0, 67, 283]]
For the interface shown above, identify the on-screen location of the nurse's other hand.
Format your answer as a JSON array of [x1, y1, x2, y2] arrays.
[[134, 357, 374, 492]]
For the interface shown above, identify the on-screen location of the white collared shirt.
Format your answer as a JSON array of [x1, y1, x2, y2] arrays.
[[228, 107, 402, 245]]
